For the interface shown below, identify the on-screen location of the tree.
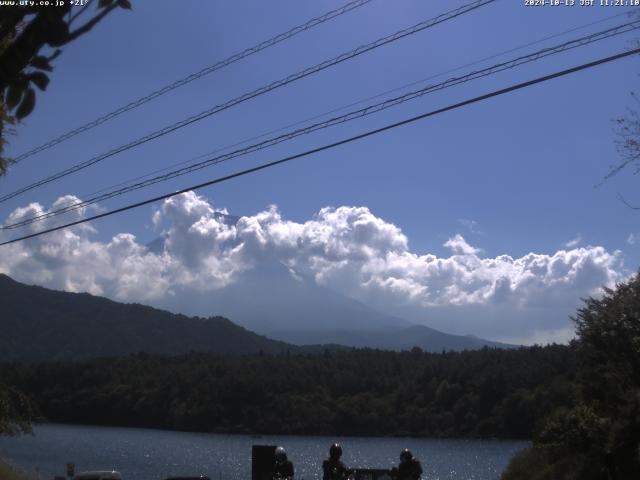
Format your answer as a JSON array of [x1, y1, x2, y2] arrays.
[[0, 0, 132, 174], [573, 273, 640, 388], [600, 9, 640, 207], [612, 94, 640, 182], [502, 273, 640, 479], [602, 93, 640, 208], [571, 273, 640, 477], [0, 382, 36, 436]]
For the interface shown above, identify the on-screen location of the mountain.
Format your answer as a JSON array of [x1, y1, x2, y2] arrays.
[[270, 325, 516, 351], [0, 268, 515, 361], [0, 274, 301, 361], [146, 220, 516, 352], [160, 258, 410, 334], [152, 255, 515, 352]]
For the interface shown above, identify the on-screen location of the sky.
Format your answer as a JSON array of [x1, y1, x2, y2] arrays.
[[0, 0, 639, 345]]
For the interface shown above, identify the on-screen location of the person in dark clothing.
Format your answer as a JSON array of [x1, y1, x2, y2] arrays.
[[322, 443, 351, 480], [273, 446, 294, 480], [393, 449, 422, 480]]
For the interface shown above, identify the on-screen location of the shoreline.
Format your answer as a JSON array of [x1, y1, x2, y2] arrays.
[[29, 420, 534, 442]]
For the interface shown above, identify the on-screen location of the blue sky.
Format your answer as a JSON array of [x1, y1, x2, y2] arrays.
[[0, 0, 639, 343]]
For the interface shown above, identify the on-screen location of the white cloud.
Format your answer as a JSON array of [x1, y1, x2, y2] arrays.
[[443, 233, 481, 256], [628, 233, 637, 246], [565, 234, 582, 248], [0, 192, 626, 344]]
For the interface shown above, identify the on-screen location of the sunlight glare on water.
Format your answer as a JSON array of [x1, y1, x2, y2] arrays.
[[0, 424, 529, 480]]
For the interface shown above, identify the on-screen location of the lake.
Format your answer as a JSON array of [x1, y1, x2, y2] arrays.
[[0, 424, 528, 480]]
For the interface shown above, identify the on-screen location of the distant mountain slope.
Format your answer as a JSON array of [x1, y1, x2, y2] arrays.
[[161, 259, 411, 334], [155, 258, 514, 352], [0, 271, 515, 362], [0, 274, 298, 361], [145, 230, 513, 352], [271, 324, 516, 352]]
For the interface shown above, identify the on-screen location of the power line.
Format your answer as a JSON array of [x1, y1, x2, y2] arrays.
[[0, 0, 497, 204], [5, 19, 638, 230], [2, 46, 638, 247], [36, 10, 629, 219], [10, 0, 375, 164]]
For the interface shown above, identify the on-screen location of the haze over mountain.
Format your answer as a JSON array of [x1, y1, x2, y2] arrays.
[[149, 248, 514, 350], [156, 255, 411, 333], [0, 273, 513, 360]]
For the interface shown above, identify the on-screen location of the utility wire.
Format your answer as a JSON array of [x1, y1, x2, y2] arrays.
[[36, 9, 630, 219], [2, 46, 638, 247], [10, 0, 374, 164], [5, 19, 638, 230], [0, 0, 496, 204]]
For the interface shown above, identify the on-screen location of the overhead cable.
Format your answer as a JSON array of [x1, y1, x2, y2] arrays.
[[2, 46, 638, 246], [5, 19, 638, 230], [0, 0, 496, 204], [10, 0, 375, 164], [41, 9, 629, 217]]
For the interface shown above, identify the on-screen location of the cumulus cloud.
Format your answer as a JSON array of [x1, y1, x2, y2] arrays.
[[628, 233, 637, 246], [0, 192, 626, 344]]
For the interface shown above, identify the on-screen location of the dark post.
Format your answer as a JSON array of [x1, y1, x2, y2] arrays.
[[252, 445, 277, 480]]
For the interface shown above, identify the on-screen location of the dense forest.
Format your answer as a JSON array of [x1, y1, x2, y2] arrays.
[[1, 344, 575, 439]]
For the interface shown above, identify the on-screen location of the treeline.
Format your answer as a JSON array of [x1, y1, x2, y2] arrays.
[[0, 344, 576, 439]]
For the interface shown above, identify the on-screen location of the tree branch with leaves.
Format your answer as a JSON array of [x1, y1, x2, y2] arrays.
[[0, 0, 132, 175], [604, 92, 640, 184]]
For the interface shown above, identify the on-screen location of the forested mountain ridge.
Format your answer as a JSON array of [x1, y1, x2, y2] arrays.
[[0, 274, 299, 360]]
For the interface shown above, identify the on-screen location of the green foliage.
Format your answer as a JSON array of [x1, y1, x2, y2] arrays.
[[573, 274, 640, 388], [502, 272, 640, 479], [501, 447, 604, 480], [14, 87, 35, 120], [535, 405, 609, 454], [0, 100, 15, 175], [0, 383, 36, 436], [0, 345, 576, 439], [26, 72, 49, 92], [0, 0, 131, 173]]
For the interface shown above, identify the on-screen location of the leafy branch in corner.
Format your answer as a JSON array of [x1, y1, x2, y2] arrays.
[[0, 0, 132, 174]]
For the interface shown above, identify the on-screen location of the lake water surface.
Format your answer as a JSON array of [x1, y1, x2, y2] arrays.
[[0, 424, 528, 480]]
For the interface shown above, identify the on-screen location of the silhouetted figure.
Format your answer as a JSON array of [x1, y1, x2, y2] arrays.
[[393, 449, 422, 480], [322, 443, 351, 480], [273, 446, 294, 480]]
